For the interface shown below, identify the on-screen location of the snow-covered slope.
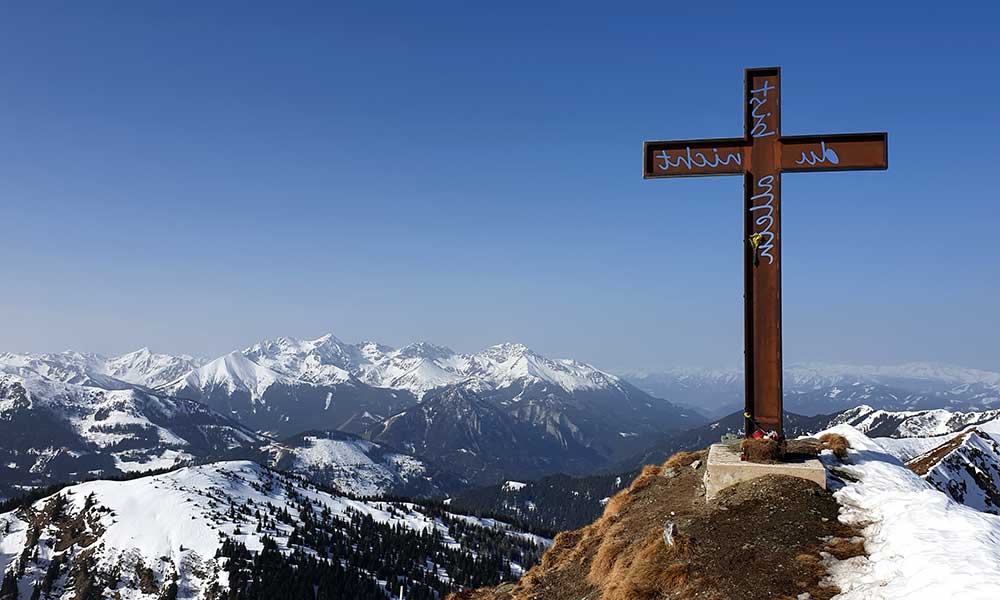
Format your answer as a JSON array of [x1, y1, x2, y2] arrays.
[[102, 348, 204, 389], [818, 425, 1000, 599], [830, 404, 1000, 439], [0, 374, 264, 500], [0, 461, 547, 599], [906, 429, 1000, 515], [799, 404, 1000, 468], [165, 352, 292, 402], [259, 430, 453, 497]]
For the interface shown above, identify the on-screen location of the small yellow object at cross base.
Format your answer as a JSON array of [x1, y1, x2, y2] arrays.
[[749, 234, 764, 266]]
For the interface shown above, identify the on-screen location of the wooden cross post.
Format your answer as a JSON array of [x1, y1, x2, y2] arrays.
[[642, 67, 887, 442]]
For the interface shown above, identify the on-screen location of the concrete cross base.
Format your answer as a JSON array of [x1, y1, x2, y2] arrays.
[[704, 443, 827, 500]]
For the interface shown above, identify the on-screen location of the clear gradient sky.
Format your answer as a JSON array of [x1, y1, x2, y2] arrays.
[[1, 2, 997, 371]]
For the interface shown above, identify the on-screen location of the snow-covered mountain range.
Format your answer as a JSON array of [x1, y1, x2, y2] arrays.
[[152, 335, 697, 461], [0, 373, 262, 500], [0, 349, 203, 391], [241, 335, 627, 399], [0, 371, 450, 502], [1, 335, 698, 483], [0, 461, 547, 599], [5, 336, 1000, 492]]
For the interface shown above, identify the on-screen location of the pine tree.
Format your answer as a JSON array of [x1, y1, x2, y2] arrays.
[[0, 572, 19, 600]]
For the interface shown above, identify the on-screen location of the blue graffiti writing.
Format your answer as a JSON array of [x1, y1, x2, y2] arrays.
[[748, 175, 776, 265], [795, 141, 839, 166], [656, 147, 742, 171], [748, 80, 776, 139]]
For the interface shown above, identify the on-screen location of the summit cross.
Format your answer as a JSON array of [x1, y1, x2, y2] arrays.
[[642, 67, 887, 442]]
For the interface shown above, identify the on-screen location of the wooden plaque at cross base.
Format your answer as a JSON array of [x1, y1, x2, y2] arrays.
[[642, 67, 888, 443]]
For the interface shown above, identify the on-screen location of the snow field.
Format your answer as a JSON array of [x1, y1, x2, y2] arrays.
[[819, 425, 1000, 599]]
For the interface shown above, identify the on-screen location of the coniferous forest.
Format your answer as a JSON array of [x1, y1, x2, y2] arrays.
[[216, 498, 543, 600]]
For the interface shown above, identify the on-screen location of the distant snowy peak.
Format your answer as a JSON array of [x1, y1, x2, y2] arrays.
[[243, 335, 355, 387], [0, 351, 128, 389], [103, 347, 204, 388], [164, 352, 295, 401], [907, 428, 1000, 515], [467, 343, 621, 393], [240, 333, 453, 393], [235, 334, 626, 399], [0, 348, 203, 390]]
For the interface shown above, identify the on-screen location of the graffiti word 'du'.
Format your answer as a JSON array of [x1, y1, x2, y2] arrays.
[[795, 141, 839, 166]]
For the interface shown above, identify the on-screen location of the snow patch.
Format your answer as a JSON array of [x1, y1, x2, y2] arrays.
[[818, 425, 1000, 598]]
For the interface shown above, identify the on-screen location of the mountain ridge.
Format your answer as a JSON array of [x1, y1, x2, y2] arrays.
[[0, 460, 547, 599]]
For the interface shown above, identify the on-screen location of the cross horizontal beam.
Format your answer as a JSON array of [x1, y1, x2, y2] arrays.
[[642, 132, 887, 179], [643, 138, 749, 178], [781, 132, 887, 172]]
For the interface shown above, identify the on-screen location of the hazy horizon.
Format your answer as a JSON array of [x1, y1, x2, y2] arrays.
[[2, 4, 997, 372]]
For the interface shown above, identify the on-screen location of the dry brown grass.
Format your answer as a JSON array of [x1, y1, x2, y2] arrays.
[[786, 437, 822, 456], [588, 533, 630, 584], [601, 491, 629, 519], [581, 454, 702, 599], [819, 433, 851, 460], [593, 533, 691, 600], [448, 589, 497, 600], [537, 529, 582, 571], [793, 552, 840, 600], [740, 437, 781, 462], [825, 536, 866, 560], [663, 450, 701, 470], [793, 553, 826, 584], [628, 464, 665, 493], [603, 463, 666, 518]]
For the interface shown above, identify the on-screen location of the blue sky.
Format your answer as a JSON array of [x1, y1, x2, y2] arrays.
[[1, 2, 997, 371]]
